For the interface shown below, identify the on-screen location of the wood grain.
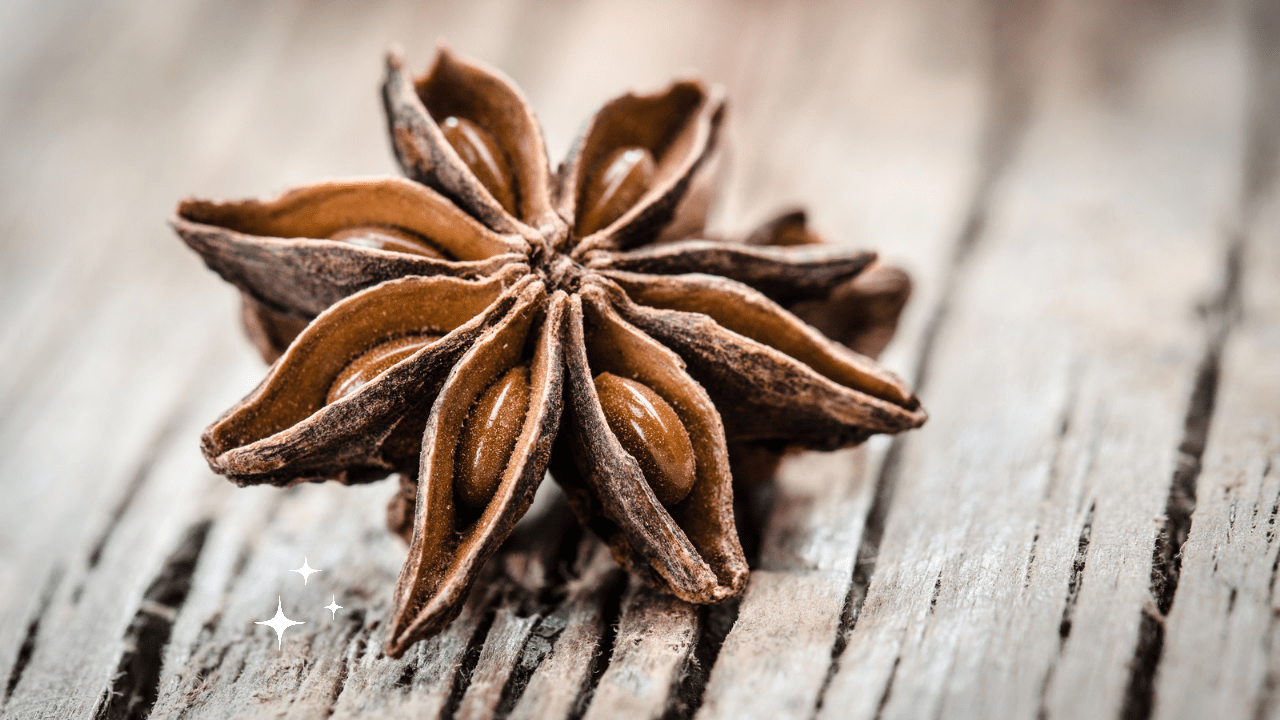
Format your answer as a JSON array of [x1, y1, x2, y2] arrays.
[[1, 0, 1276, 718], [821, 3, 1253, 719]]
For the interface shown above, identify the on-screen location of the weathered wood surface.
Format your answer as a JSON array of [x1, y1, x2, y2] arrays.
[[0, 0, 1276, 719]]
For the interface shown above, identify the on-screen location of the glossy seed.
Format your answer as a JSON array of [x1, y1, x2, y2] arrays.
[[593, 372, 696, 506], [329, 225, 447, 259], [440, 116, 519, 216], [327, 333, 440, 404], [455, 365, 531, 511], [579, 146, 657, 236]]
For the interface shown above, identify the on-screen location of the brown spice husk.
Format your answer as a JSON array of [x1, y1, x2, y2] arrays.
[[174, 45, 926, 658]]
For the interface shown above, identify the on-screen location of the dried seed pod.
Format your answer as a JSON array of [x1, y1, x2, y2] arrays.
[[202, 266, 532, 485], [584, 239, 876, 304], [559, 80, 724, 252], [174, 177, 527, 324], [592, 372, 696, 506], [329, 225, 447, 259], [790, 264, 912, 359], [387, 291, 566, 654], [455, 364, 532, 510], [743, 208, 822, 247], [327, 333, 442, 404], [578, 147, 657, 236], [739, 209, 912, 359], [240, 295, 310, 364], [386, 49, 563, 238], [386, 472, 418, 544], [555, 284, 746, 604], [183, 47, 926, 659], [601, 270, 923, 448], [440, 116, 519, 217]]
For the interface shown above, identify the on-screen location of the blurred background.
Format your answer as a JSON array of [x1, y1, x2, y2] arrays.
[[0, 0, 1249, 474]]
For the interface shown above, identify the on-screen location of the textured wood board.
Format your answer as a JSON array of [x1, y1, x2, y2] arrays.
[[820, 2, 1255, 720], [0, 0, 1277, 719], [1150, 198, 1279, 720]]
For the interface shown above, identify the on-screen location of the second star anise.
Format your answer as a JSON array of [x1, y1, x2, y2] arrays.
[[174, 47, 926, 657]]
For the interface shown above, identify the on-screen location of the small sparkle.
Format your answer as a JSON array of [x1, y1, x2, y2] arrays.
[[255, 596, 304, 648], [292, 557, 320, 585], [324, 595, 343, 620]]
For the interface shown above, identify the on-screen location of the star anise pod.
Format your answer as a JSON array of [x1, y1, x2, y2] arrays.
[[173, 47, 926, 657]]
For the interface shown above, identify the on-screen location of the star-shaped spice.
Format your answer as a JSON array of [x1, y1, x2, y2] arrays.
[[173, 46, 926, 657]]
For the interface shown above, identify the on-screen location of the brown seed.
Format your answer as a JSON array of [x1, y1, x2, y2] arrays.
[[327, 333, 440, 404], [440, 116, 518, 216], [593, 372, 696, 506], [579, 146, 657, 236], [329, 225, 447, 259], [455, 365, 532, 511]]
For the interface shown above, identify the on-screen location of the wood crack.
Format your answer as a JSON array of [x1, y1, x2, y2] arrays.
[[928, 571, 943, 614], [2, 565, 62, 706], [491, 615, 561, 719], [1035, 502, 1098, 718], [85, 402, 190, 571], [811, 0, 1053, 705], [810, 0, 1052, 683], [813, 532, 874, 716], [93, 520, 212, 720], [1121, 187, 1246, 720], [565, 575, 625, 720], [1058, 502, 1095, 642], [812, 436, 904, 714], [871, 653, 901, 720], [440, 597, 500, 720], [325, 609, 366, 716], [661, 597, 740, 720], [1024, 529, 1040, 590], [488, 585, 573, 720], [1121, 609, 1166, 720]]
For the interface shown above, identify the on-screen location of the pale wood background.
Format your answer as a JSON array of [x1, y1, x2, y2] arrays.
[[1, 0, 1277, 718]]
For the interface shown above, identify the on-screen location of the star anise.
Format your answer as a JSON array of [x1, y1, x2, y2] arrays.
[[173, 47, 926, 657]]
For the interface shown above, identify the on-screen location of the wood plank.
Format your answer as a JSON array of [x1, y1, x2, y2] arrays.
[[324, 576, 496, 720], [454, 606, 540, 720], [819, 2, 1249, 712], [0, 0, 306, 408], [1, 340, 249, 718], [1152, 2, 1280, 704], [696, 448, 879, 720], [3, 0, 1269, 718], [582, 578, 700, 720], [696, 569, 846, 720], [693, 0, 990, 715], [1151, 199, 1279, 720], [0, 0, 989, 715], [819, 2, 1249, 719], [506, 541, 622, 720], [0, 3, 452, 716], [0, 2, 328, 714], [0, 4, 310, 666]]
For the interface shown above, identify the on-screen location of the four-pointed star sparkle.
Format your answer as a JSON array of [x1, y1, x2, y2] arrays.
[[255, 596, 305, 648], [324, 595, 343, 620], [259, 557, 346, 649], [292, 557, 320, 584]]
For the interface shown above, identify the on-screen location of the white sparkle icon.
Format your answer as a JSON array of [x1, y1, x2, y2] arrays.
[[255, 596, 304, 648], [324, 595, 343, 620], [292, 557, 320, 585]]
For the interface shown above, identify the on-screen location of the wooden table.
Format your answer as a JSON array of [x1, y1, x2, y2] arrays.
[[2, 1, 1277, 718]]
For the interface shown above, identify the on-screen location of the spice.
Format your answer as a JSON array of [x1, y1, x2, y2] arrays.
[[173, 46, 926, 657]]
